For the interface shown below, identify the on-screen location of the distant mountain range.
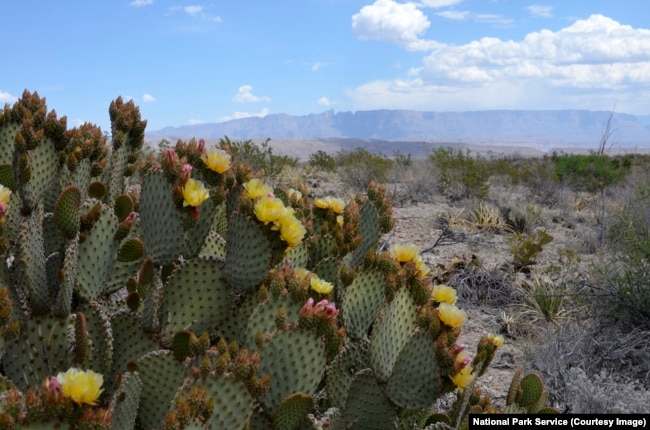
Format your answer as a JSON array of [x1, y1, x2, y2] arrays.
[[148, 109, 650, 156]]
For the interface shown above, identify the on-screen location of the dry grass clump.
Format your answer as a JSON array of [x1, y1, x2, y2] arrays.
[[448, 265, 521, 306]]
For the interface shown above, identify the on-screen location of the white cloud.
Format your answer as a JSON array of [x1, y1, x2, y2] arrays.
[[311, 62, 325, 72], [143, 93, 156, 103], [318, 97, 340, 106], [232, 85, 271, 103], [418, 0, 463, 7], [187, 118, 205, 125], [348, 15, 650, 113], [218, 108, 269, 122], [437, 11, 511, 25], [527, 5, 553, 18], [168, 4, 221, 22], [184, 5, 203, 15], [436, 10, 470, 20], [0, 91, 17, 104], [352, 0, 439, 51], [129, 0, 153, 7]]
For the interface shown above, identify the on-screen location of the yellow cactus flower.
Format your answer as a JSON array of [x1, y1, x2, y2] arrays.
[[280, 218, 306, 247], [310, 276, 334, 294], [293, 267, 312, 280], [389, 244, 420, 263], [414, 255, 430, 277], [432, 285, 457, 304], [57, 368, 104, 405], [182, 179, 210, 207], [336, 215, 343, 228], [450, 365, 474, 389], [314, 196, 345, 214], [254, 197, 286, 224], [244, 178, 272, 199], [0, 185, 11, 204], [314, 198, 329, 210], [202, 148, 231, 174], [438, 302, 467, 328], [288, 188, 302, 201], [327, 197, 345, 214], [487, 333, 504, 348]]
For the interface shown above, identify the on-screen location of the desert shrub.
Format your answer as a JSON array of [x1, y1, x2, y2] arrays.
[[564, 367, 650, 414], [528, 323, 650, 408], [336, 147, 393, 190], [553, 152, 631, 193], [583, 181, 650, 331], [223, 136, 299, 179], [308, 149, 337, 172], [429, 147, 490, 200]]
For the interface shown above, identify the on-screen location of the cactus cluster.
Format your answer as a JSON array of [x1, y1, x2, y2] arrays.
[[0, 90, 544, 429]]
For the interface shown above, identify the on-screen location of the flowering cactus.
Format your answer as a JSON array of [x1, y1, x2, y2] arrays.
[[0, 90, 551, 430]]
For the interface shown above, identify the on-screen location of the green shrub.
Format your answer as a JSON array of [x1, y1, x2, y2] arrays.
[[429, 147, 489, 200], [553, 153, 631, 193], [308, 150, 337, 172], [336, 147, 393, 190], [224, 136, 299, 180]]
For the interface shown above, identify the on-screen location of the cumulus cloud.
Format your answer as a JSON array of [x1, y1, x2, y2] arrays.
[[352, 0, 439, 51], [348, 15, 650, 113], [0, 91, 17, 103], [143, 93, 156, 103], [232, 85, 271, 103], [184, 5, 203, 15], [129, 0, 153, 7], [218, 108, 269, 122], [527, 5, 553, 18], [418, 0, 464, 7], [317, 97, 340, 106]]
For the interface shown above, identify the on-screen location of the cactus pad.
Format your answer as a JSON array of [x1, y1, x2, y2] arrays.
[[110, 371, 143, 430], [258, 328, 326, 415], [348, 202, 380, 269], [224, 212, 273, 293], [53, 186, 82, 239], [369, 288, 417, 383], [160, 256, 233, 341], [16, 206, 49, 315], [2, 315, 73, 391], [341, 368, 397, 430], [386, 330, 443, 409], [76, 202, 118, 300], [341, 270, 386, 339], [327, 339, 371, 409], [273, 392, 314, 430], [109, 310, 160, 382], [139, 171, 184, 266], [516, 373, 544, 407], [195, 375, 254, 429], [136, 350, 187, 430]]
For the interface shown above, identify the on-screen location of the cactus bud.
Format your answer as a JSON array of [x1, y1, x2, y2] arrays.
[[200, 354, 211, 379], [275, 305, 287, 330], [66, 152, 78, 172]]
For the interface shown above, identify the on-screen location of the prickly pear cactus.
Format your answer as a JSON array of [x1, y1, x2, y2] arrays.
[[0, 90, 541, 430]]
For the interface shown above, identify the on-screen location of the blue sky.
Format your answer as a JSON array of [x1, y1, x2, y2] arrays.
[[2, 1, 650, 131]]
